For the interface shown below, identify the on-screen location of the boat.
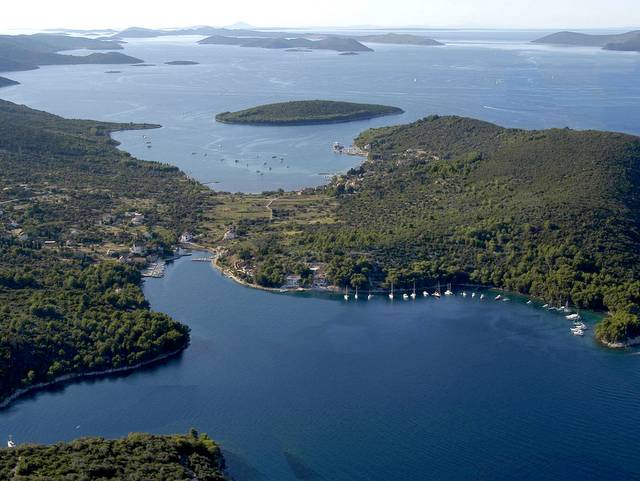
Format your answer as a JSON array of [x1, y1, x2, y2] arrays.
[[526, 300, 532, 305], [423, 290, 429, 297], [354, 287, 359, 300], [344, 287, 349, 301], [7, 436, 15, 448], [433, 281, 441, 298], [462, 291, 467, 297], [410, 282, 417, 299], [502, 297, 510, 302], [444, 283, 453, 296], [542, 304, 549, 308], [367, 292, 373, 301], [566, 313, 581, 321], [574, 322, 588, 330], [495, 294, 502, 301], [388, 283, 394, 300], [480, 294, 485, 300], [402, 293, 409, 300], [571, 328, 585, 336]]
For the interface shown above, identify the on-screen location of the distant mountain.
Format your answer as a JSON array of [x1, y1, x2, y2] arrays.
[[0, 76, 19, 88], [533, 30, 640, 52], [225, 21, 255, 29], [357, 33, 443, 46], [199, 35, 373, 52], [0, 34, 141, 73]]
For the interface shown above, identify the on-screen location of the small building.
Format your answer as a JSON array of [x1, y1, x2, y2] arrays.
[[130, 242, 146, 256], [131, 213, 145, 226], [283, 275, 302, 289], [223, 227, 237, 241], [179, 232, 194, 243]]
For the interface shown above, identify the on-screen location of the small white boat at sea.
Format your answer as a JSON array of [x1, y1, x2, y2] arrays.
[[367, 290, 373, 301], [344, 287, 349, 301], [542, 304, 549, 308], [7, 436, 15, 448], [495, 295, 502, 301], [462, 291, 467, 297], [526, 300, 532, 305], [502, 297, 510, 302], [471, 292, 476, 298], [423, 291, 429, 297], [574, 322, 588, 330], [480, 294, 485, 300], [403, 293, 409, 300], [389, 283, 394, 300], [566, 313, 581, 321], [434, 281, 442, 298], [410, 282, 417, 299], [444, 284, 454, 296], [354, 287, 359, 300], [571, 328, 585, 336]]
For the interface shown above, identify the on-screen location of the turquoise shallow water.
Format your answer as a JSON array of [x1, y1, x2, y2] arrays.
[[1, 30, 640, 480]]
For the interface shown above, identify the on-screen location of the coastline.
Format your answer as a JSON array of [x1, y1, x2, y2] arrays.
[[0, 348, 185, 410]]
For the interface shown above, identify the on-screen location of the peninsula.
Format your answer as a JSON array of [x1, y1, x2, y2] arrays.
[[207, 116, 640, 347], [0, 431, 227, 480], [533, 30, 640, 52], [0, 99, 217, 407], [0, 76, 19, 88], [0, 34, 141, 73], [215, 100, 404, 125], [165, 60, 200, 65]]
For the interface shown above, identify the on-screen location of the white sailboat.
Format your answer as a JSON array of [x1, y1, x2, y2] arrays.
[[367, 289, 373, 301], [471, 292, 476, 298], [410, 282, 417, 299], [388, 283, 394, 300], [402, 292, 409, 300], [343, 286, 349, 301], [444, 283, 453, 296], [7, 435, 15, 448], [433, 281, 441, 298], [423, 290, 429, 297], [354, 287, 359, 300], [480, 294, 485, 300], [462, 291, 467, 297]]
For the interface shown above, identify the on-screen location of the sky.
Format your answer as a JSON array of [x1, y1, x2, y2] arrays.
[[1, 0, 639, 32]]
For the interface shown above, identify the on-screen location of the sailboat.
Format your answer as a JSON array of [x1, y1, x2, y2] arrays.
[[354, 287, 359, 300], [367, 289, 373, 301], [444, 283, 453, 296], [462, 291, 467, 297], [433, 281, 441, 298], [388, 283, 394, 300], [7, 435, 15, 448], [343, 286, 349, 301], [471, 292, 476, 298], [480, 293, 485, 300], [410, 282, 417, 299], [423, 290, 429, 297], [403, 292, 409, 300]]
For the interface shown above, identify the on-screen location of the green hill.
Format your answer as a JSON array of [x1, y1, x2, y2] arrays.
[[0, 431, 226, 480], [0, 100, 217, 405], [0, 34, 141, 73], [214, 116, 640, 345], [216, 100, 403, 125], [533, 30, 640, 52]]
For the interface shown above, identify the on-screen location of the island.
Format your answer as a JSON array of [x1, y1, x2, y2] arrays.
[[215, 100, 404, 125], [0, 76, 19, 88], [0, 99, 217, 407], [165, 60, 200, 65], [533, 30, 640, 52], [0, 431, 227, 480], [199, 35, 373, 53], [0, 34, 142, 73], [206, 115, 640, 347], [357, 33, 444, 46]]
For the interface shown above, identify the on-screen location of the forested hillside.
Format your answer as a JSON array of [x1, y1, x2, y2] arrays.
[[0, 431, 227, 480], [0, 100, 217, 404], [216, 116, 640, 344]]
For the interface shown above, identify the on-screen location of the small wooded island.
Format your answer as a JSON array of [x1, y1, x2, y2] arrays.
[[165, 60, 200, 65], [215, 100, 404, 125]]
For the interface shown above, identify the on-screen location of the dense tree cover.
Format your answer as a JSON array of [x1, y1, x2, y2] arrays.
[[216, 100, 403, 125], [0, 431, 226, 480], [0, 100, 218, 404], [218, 116, 640, 344]]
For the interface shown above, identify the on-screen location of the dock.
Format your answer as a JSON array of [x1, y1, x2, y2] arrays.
[[141, 261, 166, 278]]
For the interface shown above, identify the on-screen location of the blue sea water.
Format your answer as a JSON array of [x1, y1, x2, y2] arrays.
[[1, 30, 640, 480]]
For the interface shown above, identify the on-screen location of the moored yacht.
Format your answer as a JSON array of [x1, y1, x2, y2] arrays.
[[344, 287, 349, 301], [411, 282, 417, 299], [7, 436, 15, 448], [388, 283, 394, 300], [444, 283, 453, 296]]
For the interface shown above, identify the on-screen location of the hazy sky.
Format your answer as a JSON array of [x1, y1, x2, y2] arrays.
[[2, 0, 639, 31]]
